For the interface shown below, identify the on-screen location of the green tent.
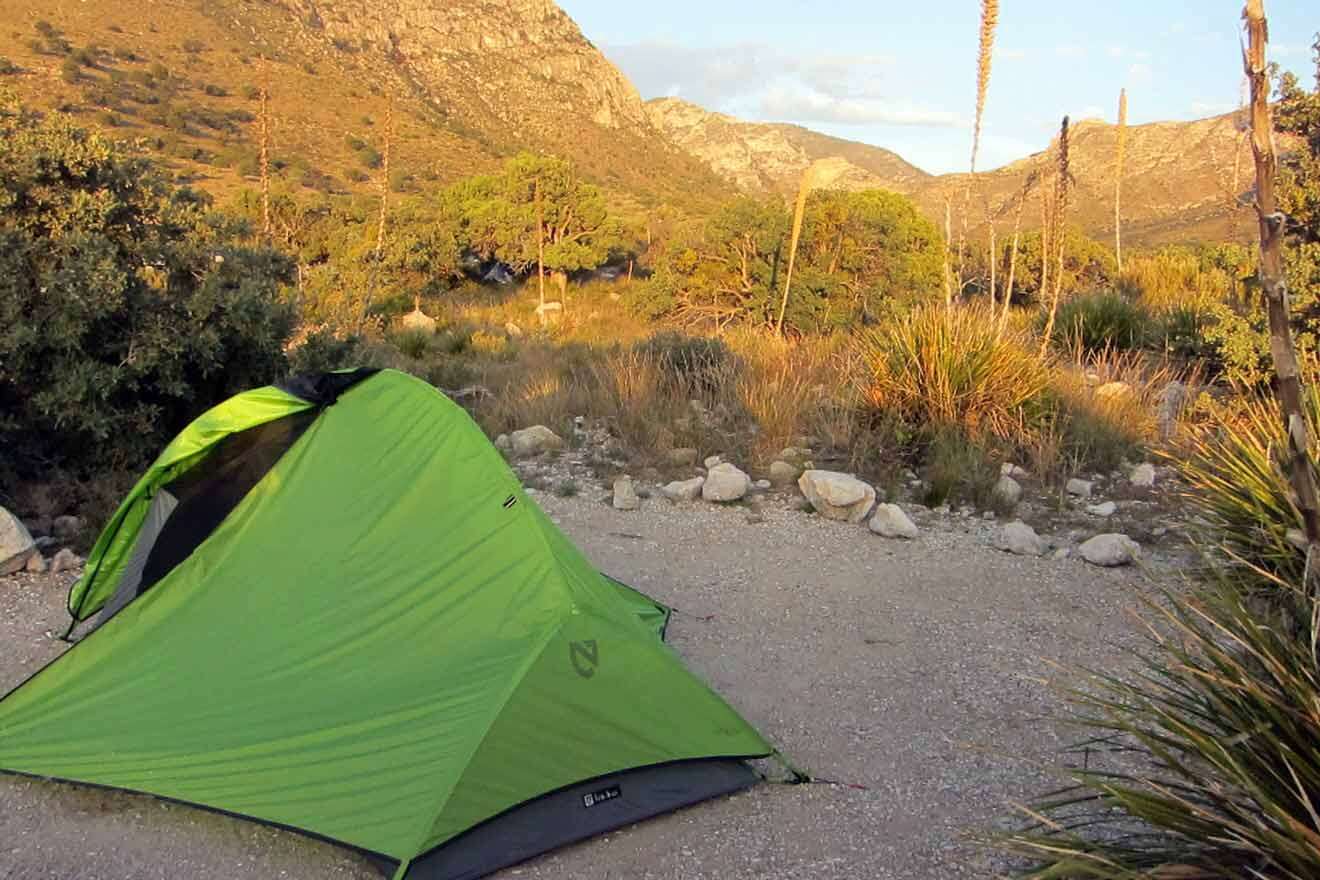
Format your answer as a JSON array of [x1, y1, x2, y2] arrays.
[[0, 369, 774, 879]]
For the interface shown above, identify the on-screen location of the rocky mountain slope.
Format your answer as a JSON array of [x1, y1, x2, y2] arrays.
[[647, 97, 931, 194], [0, 0, 1262, 245], [0, 0, 729, 212], [649, 98, 1259, 246]]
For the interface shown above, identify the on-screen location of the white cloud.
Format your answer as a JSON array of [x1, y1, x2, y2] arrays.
[[759, 86, 962, 128]]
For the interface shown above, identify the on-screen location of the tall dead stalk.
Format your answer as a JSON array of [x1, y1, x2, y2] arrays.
[[1039, 116, 1072, 359], [776, 161, 819, 335], [972, 0, 999, 312], [1242, 0, 1320, 595], [943, 199, 954, 308], [999, 171, 1035, 335]]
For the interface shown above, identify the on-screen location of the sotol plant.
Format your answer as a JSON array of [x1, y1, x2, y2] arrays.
[[1039, 116, 1073, 359]]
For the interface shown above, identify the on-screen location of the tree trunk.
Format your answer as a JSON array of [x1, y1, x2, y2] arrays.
[[1243, 0, 1320, 592], [1000, 190, 1025, 337], [535, 177, 545, 311], [943, 199, 954, 308]]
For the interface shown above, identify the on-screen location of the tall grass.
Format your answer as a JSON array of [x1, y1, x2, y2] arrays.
[[862, 304, 1052, 444]]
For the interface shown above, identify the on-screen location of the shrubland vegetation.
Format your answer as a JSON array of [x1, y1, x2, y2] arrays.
[[3, 4, 1320, 878]]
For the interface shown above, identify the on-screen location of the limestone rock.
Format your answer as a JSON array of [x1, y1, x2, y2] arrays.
[[702, 463, 751, 502], [1000, 462, 1030, 480], [869, 504, 919, 539], [993, 475, 1023, 507], [612, 476, 640, 511], [769, 460, 802, 486], [0, 506, 35, 576], [798, 470, 876, 523], [662, 477, 705, 502], [25, 552, 47, 574], [703, 454, 723, 469], [400, 305, 437, 334], [1065, 478, 1094, 498], [50, 548, 83, 574], [1079, 534, 1141, 567], [1130, 463, 1156, 488], [1086, 501, 1118, 517], [995, 521, 1047, 557], [510, 425, 564, 457]]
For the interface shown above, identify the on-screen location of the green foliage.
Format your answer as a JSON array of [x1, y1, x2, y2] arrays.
[[637, 188, 942, 332], [998, 227, 1116, 303], [999, 578, 1320, 878], [202, 83, 227, 97], [920, 427, 1000, 508], [0, 57, 18, 75], [0, 91, 295, 478], [287, 329, 363, 375], [1043, 291, 1150, 352], [241, 83, 260, 100], [450, 152, 624, 282]]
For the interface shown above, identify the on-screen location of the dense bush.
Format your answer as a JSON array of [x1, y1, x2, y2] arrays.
[[0, 91, 295, 480], [1043, 291, 1150, 352]]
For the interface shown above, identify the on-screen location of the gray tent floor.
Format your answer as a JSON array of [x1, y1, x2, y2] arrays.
[[1, 493, 1154, 880]]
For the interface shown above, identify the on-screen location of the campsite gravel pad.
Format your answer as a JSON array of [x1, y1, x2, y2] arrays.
[[0, 496, 1153, 879]]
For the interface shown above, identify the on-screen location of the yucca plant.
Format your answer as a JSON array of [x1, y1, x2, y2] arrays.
[[1177, 378, 1320, 591], [999, 571, 1320, 879], [1040, 115, 1073, 359], [861, 303, 1052, 444]]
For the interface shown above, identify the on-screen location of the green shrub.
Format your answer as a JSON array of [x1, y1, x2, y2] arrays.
[[59, 56, 81, 84], [0, 57, 18, 75], [202, 83, 226, 97], [919, 428, 1001, 508], [344, 167, 369, 183], [356, 145, 382, 169], [999, 577, 1320, 878], [393, 329, 433, 360], [181, 39, 206, 54], [34, 20, 57, 38], [70, 47, 97, 67], [0, 94, 295, 478], [1043, 291, 1150, 352], [287, 329, 363, 375], [113, 46, 137, 61], [241, 83, 260, 100], [148, 61, 169, 81]]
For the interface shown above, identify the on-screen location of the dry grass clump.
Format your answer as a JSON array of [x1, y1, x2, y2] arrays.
[[861, 303, 1052, 445], [1119, 250, 1234, 313]]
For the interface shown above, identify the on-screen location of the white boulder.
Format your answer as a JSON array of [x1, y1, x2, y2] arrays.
[[1065, 478, 1094, 498], [769, 460, 802, 486], [702, 463, 751, 502], [993, 475, 1023, 507], [995, 521, 1047, 557], [1130, 463, 1156, 488], [798, 470, 876, 523], [1079, 534, 1141, 567], [510, 425, 564, 458], [662, 477, 705, 502], [869, 504, 919, 539], [1086, 501, 1118, 517], [612, 476, 640, 511], [0, 507, 35, 576]]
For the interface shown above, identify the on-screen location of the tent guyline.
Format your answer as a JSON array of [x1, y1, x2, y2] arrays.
[[0, 368, 785, 880]]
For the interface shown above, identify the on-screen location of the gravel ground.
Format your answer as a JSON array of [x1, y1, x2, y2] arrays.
[[0, 494, 1159, 879]]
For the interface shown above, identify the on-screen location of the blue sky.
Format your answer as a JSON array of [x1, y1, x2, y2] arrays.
[[558, 0, 1316, 174]]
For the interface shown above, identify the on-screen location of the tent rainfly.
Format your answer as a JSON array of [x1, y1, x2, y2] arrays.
[[0, 368, 777, 880]]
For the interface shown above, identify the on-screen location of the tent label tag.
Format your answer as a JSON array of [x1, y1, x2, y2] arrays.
[[582, 785, 621, 808]]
